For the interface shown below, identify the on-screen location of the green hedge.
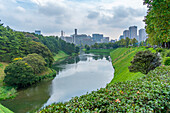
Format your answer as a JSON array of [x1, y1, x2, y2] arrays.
[[38, 66, 170, 112], [164, 57, 170, 66]]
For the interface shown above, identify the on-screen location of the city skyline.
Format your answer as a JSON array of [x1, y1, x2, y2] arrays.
[[0, 0, 147, 40]]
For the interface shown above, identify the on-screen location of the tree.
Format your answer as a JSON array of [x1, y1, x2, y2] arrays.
[[131, 38, 138, 47], [125, 37, 130, 47], [128, 50, 161, 74], [144, 0, 169, 47], [4, 60, 37, 88], [22, 53, 47, 74], [85, 45, 90, 51], [29, 41, 54, 67], [75, 46, 80, 54]]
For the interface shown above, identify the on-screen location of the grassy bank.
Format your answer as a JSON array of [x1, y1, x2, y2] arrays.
[[0, 63, 15, 112], [53, 51, 69, 62], [0, 62, 17, 101], [109, 47, 156, 84], [0, 104, 13, 113], [87, 49, 115, 53]]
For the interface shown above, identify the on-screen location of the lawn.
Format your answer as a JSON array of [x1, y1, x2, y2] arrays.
[[0, 104, 13, 113], [87, 49, 115, 53], [109, 47, 156, 84], [53, 51, 69, 61]]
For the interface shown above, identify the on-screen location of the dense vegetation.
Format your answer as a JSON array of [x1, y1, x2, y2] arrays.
[[144, 0, 170, 48], [26, 33, 79, 55], [89, 37, 138, 50], [38, 66, 169, 112], [0, 103, 13, 113], [129, 50, 161, 74]]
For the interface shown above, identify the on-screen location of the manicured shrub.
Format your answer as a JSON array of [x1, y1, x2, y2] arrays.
[[4, 61, 37, 88], [129, 50, 161, 74], [22, 53, 47, 74], [164, 57, 170, 66]]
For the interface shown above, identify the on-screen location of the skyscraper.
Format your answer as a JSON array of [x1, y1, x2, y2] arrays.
[[129, 26, 137, 39], [119, 35, 124, 40], [123, 30, 129, 39], [139, 29, 147, 42]]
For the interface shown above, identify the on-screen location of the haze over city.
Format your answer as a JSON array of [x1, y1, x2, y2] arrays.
[[0, 0, 147, 40]]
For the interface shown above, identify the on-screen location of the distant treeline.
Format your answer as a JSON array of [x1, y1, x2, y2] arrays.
[[25, 33, 79, 55]]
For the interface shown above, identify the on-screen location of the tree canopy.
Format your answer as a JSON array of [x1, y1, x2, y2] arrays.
[[144, 0, 170, 47]]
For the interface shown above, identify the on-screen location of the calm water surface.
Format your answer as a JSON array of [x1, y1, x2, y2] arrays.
[[1, 53, 114, 113]]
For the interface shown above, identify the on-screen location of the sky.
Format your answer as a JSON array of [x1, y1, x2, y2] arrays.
[[0, 0, 147, 40]]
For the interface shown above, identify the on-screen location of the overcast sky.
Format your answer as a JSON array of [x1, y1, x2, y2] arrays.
[[0, 0, 147, 40]]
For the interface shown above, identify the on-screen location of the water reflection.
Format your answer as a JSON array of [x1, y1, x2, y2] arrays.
[[45, 53, 114, 106]]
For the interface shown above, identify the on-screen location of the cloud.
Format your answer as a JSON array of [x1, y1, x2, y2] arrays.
[[16, 6, 26, 12], [38, 3, 66, 17], [0, 0, 147, 39], [98, 6, 146, 29], [87, 11, 100, 19]]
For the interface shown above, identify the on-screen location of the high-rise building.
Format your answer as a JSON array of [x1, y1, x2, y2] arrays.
[[92, 34, 104, 43], [119, 35, 124, 40], [35, 30, 41, 35], [129, 26, 137, 39], [123, 30, 129, 39], [139, 29, 147, 42]]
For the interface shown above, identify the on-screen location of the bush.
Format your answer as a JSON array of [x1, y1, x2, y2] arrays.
[[156, 48, 164, 52], [166, 52, 170, 57], [4, 61, 37, 88], [29, 41, 54, 67], [129, 50, 161, 74], [22, 53, 47, 74], [164, 57, 170, 66]]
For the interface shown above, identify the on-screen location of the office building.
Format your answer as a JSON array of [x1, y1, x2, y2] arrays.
[[119, 35, 124, 40], [129, 26, 137, 39], [123, 30, 129, 39], [35, 30, 41, 35], [92, 34, 104, 43], [139, 29, 147, 42]]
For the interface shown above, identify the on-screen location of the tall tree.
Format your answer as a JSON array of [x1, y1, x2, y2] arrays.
[[144, 0, 170, 47]]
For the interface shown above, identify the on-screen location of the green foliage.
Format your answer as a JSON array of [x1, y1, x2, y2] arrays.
[[164, 57, 170, 66], [0, 63, 3, 68], [85, 45, 90, 51], [39, 66, 170, 113], [22, 53, 47, 74], [110, 48, 146, 84], [75, 46, 80, 54], [29, 41, 54, 67], [3, 60, 37, 88], [125, 37, 130, 47], [166, 52, 170, 57], [0, 28, 32, 62], [29, 34, 78, 55], [0, 104, 14, 113], [131, 38, 138, 47], [0, 86, 17, 100], [53, 51, 69, 61], [129, 50, 161, 74], [156, 48, 164, 53], [144, 0, 170, 46]]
